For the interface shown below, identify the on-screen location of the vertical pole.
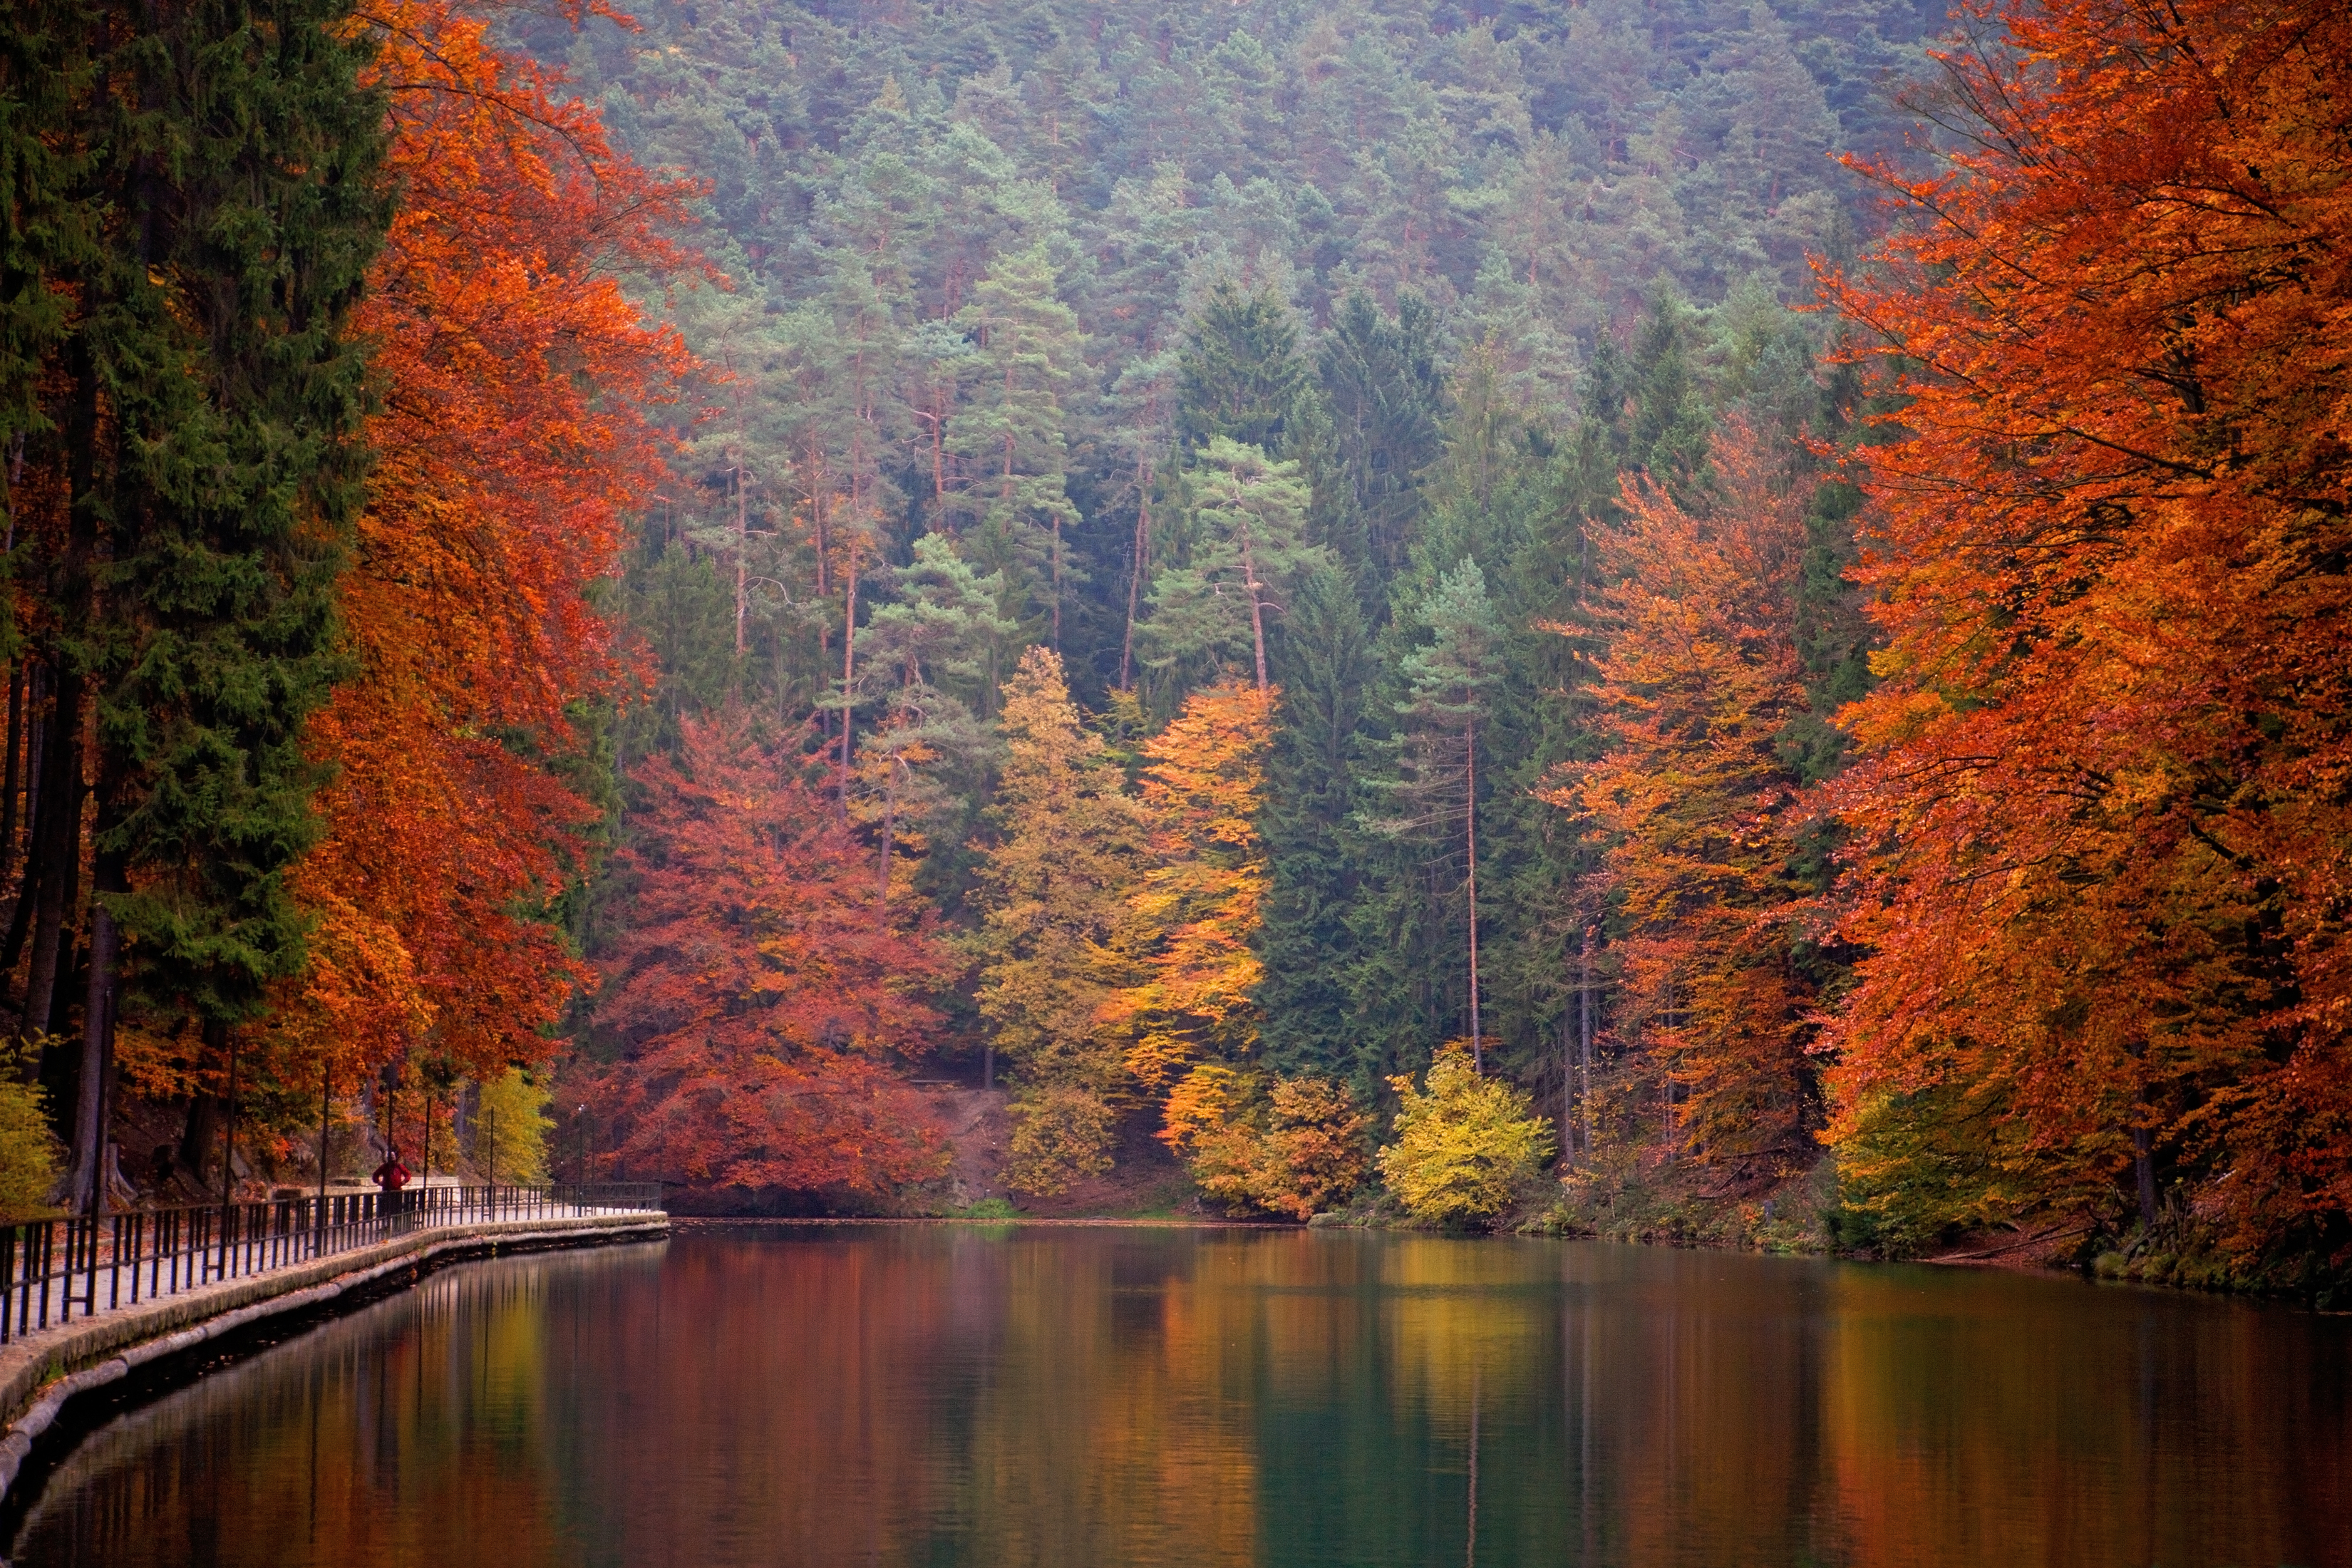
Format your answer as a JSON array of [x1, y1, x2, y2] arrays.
[[220, 1026, 237, 1210], [317, 1063, 331, 1252]]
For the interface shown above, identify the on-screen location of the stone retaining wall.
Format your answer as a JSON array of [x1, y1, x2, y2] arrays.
[[0, 1209, 668, 1505]]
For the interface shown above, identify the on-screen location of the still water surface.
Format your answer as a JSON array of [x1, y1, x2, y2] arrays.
[[8, 1225, 2348, 1567]]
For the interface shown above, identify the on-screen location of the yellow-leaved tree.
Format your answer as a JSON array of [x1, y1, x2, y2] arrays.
[[972, 649, 1149, 1195], [1378, 1044, 1554, 1224]]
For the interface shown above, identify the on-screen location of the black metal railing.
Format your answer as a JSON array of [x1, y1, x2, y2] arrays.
[[0, 1183, 664, 1345]]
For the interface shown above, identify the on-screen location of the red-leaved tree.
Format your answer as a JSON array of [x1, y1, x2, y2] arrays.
[[1821, 0, 2352, 1256], [1553, 427, 1820, 1170], [590, 715, 953, 1195]]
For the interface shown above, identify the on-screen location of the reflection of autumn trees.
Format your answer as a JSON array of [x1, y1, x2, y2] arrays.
[[20, 1237, 2352, 1568]]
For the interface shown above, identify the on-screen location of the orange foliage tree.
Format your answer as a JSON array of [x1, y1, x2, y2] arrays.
[[1554, 428, 1819, 1170], [1101, 681, 1276, 1094], [589, 714, 951, 1195], [1821, 0, 2352, 1256], [271, 0, 694, 1088]]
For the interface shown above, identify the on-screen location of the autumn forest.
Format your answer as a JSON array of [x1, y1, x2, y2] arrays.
[[1, 0, 2348, 1296]]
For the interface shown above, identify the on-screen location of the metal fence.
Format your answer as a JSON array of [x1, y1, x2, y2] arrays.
[[0, 1183, 664, 1346]]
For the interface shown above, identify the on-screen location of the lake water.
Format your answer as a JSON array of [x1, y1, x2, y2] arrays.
[[7, 1224, 2347, 1567]]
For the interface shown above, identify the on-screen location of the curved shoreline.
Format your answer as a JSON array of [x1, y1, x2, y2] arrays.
[[0, 1209, 668, 1515]]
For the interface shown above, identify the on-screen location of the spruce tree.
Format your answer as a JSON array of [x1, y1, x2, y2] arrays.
[[1316, 289, 1444, 599], [1254, 562, 1369, 1080], [1175, 279, 1313, 458], [63, 0, 389, 1209]]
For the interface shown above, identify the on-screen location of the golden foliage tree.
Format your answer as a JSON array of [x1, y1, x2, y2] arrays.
[[1100, 681, 1276, 1093], [1378, 1043, 1554, 1224], [1160, 1065, 1372, 1220], [971, 648, 1148, 1195]]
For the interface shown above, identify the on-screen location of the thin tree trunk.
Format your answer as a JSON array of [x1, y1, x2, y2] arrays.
[[24, 669, 83, 1043], [1466, 724, 1480, 1072], [733, 463, 748, 655], [1242, 528, 1269, 693], [876, 751, 899, 908], [64, 847, 123, 1214], [1051, 516, 1063, 651], [319, 1063, 332, 1207], [1120, 459, 1150, 691], [0, 664, 42, 983], [213, 1018, 236, 1208], [0, 664, 22, 891], [2134, 1125, 2158, 1228], [839, 553, 859, 815], [1579, 925, 1595, 1165], [932, 386, 946, 503]]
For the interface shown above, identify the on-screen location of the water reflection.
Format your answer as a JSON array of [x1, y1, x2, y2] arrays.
[[10, 1227, 2347, 1567]]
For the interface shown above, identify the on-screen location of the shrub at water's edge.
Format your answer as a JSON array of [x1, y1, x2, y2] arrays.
[[1376, 1044, 1554, 1225]]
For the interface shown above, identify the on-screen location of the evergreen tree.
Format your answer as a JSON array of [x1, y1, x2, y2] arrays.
[[1140, 438, 1324, 696], [24, 0, 390, 1208], [1175, 279, 1314, 458], [1360, 558, 1505, 1071], [1255, 563, 1370, 1080], [947, 242, 1085, 646], [1316, 289, 1445, 597]]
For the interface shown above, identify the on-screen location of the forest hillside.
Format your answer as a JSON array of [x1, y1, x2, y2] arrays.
[[3, 0, 2347, 1299]]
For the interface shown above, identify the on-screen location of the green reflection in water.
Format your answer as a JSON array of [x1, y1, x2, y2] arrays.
[[9, 1227, 2348, 1567]]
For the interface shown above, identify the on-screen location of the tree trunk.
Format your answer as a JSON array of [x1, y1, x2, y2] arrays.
[[0, 661, 43, 981], [180, 1092, 222, 1181], [0, 664, 22, 892], [2128, 1040, 2159, 1227], [1579, 926, 1595, 1165], [838, 556, 858, 815], [1242, 527, 1269, 693], [1120, 460, 1150, 691], [876, 750, 899, 908], [211, 1018, 235, 1207], [63, 849, 123, 1214], [733, 462, 748, 656], [319, 1063, 333, 1206], [24, 667, 83, 1046], [1465, 723, 1480, 1073]]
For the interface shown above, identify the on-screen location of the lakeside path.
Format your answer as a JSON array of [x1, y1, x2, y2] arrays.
[[0, 1207, 668, 1507]]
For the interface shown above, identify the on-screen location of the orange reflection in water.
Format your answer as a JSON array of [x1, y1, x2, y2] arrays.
[[9, 1227, 2348, 1568]]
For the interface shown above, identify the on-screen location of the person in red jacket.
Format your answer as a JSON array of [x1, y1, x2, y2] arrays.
[[372, 1148, 411, 1212]]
